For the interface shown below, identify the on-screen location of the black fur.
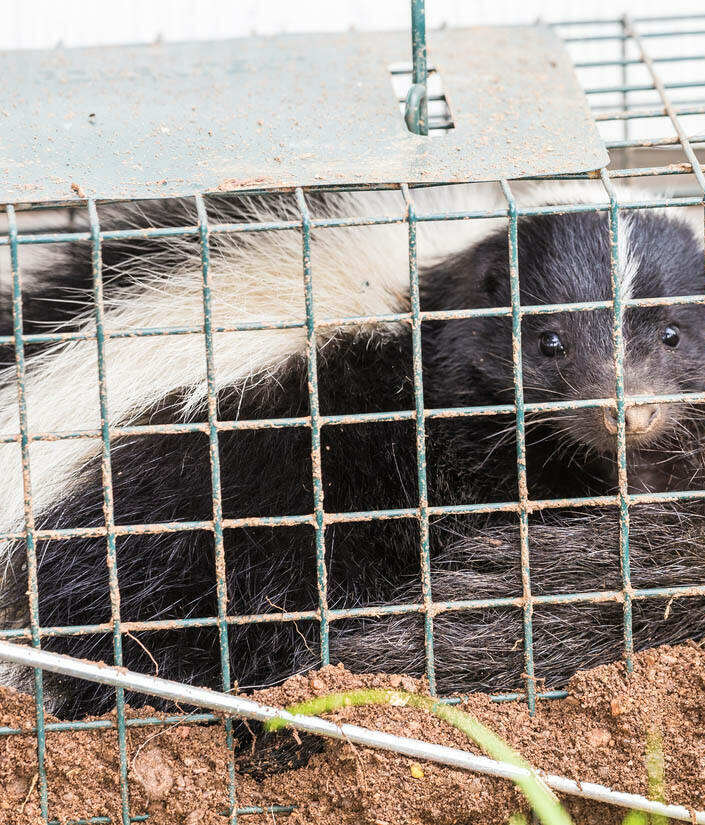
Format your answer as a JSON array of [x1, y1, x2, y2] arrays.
[[2, 200, 705, 739], [333, 505, 705, 693]]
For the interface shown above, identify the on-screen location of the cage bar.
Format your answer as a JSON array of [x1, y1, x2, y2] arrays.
[[500, 179, 537, 714], [86, 199, 131, 825], [195, 193, 239, 822], [7, 205, 50, 821], [295, 187, 331, 670], [402, 184, 436, 693], [600, 170, 635, 672]]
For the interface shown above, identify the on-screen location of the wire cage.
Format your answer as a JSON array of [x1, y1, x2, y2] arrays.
[[1, 6, 705, 824]]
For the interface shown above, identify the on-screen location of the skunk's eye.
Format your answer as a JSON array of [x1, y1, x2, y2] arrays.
[[539, 331, 566, 358], [661, 325, 680, 348]]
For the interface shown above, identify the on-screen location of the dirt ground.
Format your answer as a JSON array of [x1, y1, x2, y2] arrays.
[[2, 642, 705, 824]]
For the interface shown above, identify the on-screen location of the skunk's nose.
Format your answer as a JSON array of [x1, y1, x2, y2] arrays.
[[603, 404, 660, 436]]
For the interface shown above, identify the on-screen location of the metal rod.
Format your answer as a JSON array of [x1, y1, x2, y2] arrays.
[[5, 576, 705, 643], [406, 0, 428, 135], [2, 381, 705, 448], [600, 169, 634, 674], [6, 192, 705, 245], [402, 184, 436, 694], [87, 199, 131, 825], [195, 194, 239, 822], [5, 479, 705, 546], [411, 0, 427, 86], [1, 641, 704, 824], [500, 179, 536, 715], [7, 204, 49, 822], [295, 188, 330, 667], [1, 286, 705, 348]]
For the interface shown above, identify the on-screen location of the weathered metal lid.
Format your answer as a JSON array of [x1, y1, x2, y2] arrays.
[[0, 25, 607, 204]]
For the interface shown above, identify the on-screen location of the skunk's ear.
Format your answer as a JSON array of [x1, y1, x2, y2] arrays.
[[420, 229, 509, 312], [468, 234, 510, 305]]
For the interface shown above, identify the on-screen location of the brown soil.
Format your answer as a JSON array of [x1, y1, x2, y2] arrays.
[[3, 643, 705, 825]]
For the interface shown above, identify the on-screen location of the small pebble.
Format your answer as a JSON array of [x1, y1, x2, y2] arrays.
[[610, 697, 627, 717], [586, 728, 612, 748], [409, 762, 424, 779], [309, 676, 326, 692]]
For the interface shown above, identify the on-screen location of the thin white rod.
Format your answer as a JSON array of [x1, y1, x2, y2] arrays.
[[0, 640, 702, 823]]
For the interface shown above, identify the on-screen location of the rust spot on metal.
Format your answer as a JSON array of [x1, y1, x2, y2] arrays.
[[215, 177, 273, 192]]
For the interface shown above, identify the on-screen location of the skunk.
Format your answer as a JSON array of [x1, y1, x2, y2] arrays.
[[0, 183, 703, 724]]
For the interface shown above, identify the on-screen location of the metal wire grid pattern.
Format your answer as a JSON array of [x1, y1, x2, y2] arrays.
[[1, 11, 705, 824]]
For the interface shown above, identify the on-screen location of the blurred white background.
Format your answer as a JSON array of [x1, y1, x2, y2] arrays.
[[1, 0, 704, 49]]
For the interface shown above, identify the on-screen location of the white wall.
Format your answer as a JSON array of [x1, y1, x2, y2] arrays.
[[1, 1, 705, 49]]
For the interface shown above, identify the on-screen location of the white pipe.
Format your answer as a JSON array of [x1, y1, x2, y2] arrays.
[[0, 640, 702, 823]]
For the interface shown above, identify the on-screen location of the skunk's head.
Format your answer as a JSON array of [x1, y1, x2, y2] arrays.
[[424, 207, 705, 456]]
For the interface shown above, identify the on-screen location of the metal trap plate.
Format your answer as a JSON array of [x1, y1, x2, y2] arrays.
[[0, 25, 607, 204]]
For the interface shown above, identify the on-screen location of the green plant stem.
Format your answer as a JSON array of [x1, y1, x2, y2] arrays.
[[622, 812, 648, 825], [645, 727, 668, 825], [265, 688, 573, 825]]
